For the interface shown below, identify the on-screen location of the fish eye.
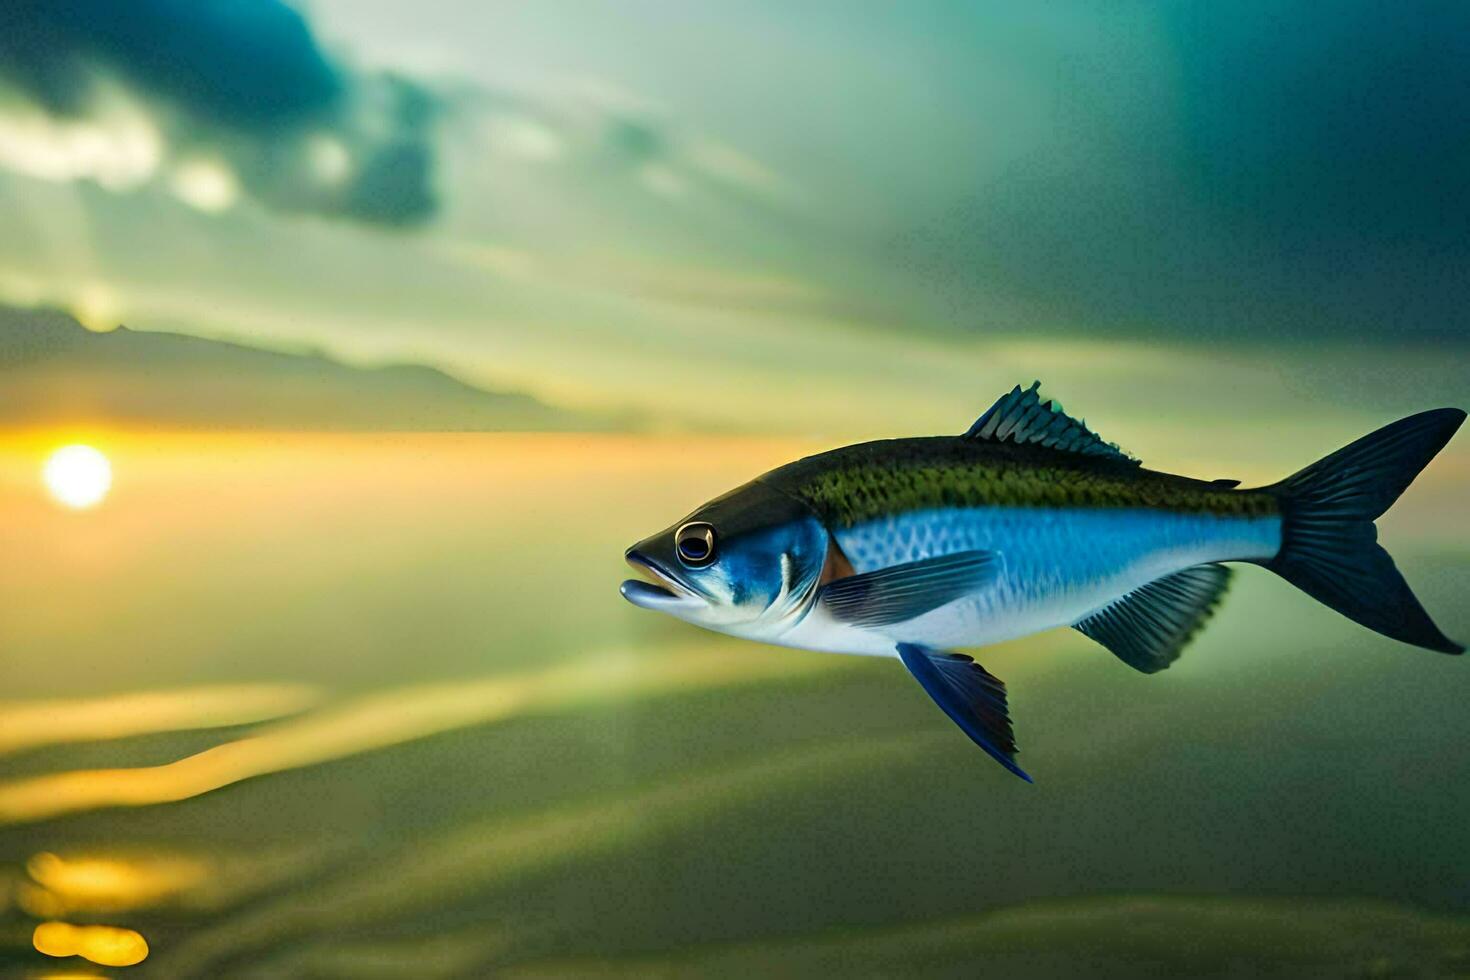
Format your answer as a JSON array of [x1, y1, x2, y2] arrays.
[[675, 522, 716, 567]]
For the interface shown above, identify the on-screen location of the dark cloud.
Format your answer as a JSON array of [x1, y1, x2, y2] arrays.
[[0, 0, 439, 227], [889, 1, 1470, 344], [604, 118, 666, 165]]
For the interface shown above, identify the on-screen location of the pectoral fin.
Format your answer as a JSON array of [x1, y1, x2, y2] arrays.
[[818, 550, 998, 629], [1073, 564, 1233, 673], [897, 642, 1031, 782]]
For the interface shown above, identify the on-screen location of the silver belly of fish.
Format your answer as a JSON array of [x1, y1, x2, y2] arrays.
[[776, 506, 1283, 656]]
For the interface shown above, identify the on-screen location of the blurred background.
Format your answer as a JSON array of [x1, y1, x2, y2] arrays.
[[1, 2, 1468, 977]]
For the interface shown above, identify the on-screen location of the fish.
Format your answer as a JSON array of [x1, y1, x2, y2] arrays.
[[620, 382, 1465, 781]]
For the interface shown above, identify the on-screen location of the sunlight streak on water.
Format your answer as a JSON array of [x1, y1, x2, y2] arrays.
[[0, 647, 840, 825], [0, 684, 322, 754], [21, 852, 210, 916], [152, 729, 942, 976]]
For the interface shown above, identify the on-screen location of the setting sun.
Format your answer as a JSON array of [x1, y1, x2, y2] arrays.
[[42, 445, 112, 509]]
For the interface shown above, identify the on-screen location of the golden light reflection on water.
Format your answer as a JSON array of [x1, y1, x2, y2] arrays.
[[32, 921, 149, 967], [0, 643, 857, 974], [0, 684, 321, 755], [21, 852, 210, 916], [14, 852, 200, 971], [153, 729, 942, 976], [0, 646, 841, 826]]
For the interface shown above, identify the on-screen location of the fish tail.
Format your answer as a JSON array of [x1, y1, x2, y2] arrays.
[[1262, 408, 1465, 653]]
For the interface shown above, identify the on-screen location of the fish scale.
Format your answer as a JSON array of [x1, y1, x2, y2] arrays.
[[826, 506, 1281, 650], [764, 436, 1279, 529]]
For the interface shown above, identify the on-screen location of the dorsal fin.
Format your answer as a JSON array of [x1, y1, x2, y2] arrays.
[[964, 381, 1138, 465]]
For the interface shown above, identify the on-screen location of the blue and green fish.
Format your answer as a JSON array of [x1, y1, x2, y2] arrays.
[[621, 383, 1464, 780]]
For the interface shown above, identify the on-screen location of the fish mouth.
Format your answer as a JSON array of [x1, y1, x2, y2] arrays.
[[621, 551, 698, 610]]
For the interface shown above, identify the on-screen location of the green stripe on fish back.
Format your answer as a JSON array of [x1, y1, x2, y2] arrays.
[[761, 437, 1279, 528]]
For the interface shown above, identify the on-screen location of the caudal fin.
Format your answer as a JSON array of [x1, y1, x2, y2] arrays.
[[1265, 408, 1465, 654]]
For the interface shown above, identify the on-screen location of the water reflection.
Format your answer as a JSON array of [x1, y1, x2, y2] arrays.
[[0, 647, 838, 826], [1, 645, 848, 975], [0, 432, 1463, 978], [22, 852, 209, 916], [32, 920, 149, 968], [0, 685, 321, 755], [500, 895, 1470, 979], [152, 730, 939, 976]]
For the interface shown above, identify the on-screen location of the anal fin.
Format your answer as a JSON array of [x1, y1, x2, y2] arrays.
[[1074, 564, 1233, 673]]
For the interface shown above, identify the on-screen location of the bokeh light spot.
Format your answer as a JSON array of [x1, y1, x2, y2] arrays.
[[32, 921, 149, 967]]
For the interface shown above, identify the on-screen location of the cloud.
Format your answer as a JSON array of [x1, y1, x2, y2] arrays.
[[0, 0, 440, 226], [468, 78, 796, 207], [882, 1, 1470, 344], [600, 112, 796, 205]]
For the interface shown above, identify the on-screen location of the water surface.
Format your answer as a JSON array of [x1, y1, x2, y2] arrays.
[[1, 433, 1467, 978]]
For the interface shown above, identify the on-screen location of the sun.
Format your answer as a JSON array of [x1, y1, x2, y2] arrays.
[[43, 444, 113, 509]]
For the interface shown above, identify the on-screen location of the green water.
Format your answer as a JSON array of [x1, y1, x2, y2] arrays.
[[1, 434, 1467, 978]]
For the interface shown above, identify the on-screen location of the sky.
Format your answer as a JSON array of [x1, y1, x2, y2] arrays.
[[0, 0, 1466, 435]]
